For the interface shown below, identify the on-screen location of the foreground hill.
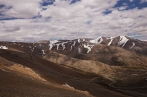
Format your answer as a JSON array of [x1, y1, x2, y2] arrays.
[[0, 49, 133, 97], [0, 50, 94, 97]]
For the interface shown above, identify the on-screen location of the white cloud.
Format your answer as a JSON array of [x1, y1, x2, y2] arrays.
[[118, 6, 128, 10], [0, 0, 42, 18], [0, 0, 147, 41], [141, 0, 147, 3]]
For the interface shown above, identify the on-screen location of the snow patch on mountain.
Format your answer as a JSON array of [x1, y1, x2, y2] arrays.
[[0, 46, 8, 49], [61, 42, 68, 50], [84, 44, 94, 53], [78, 39, 80, 43], [42, 50, 46, 54], [70, 41, 76, 51], [70, 46, 73, 51], [130, 42, 135, 49], [118, 36, 129, 47], [56, 44, 60, 50], [73, 41, 76, 46], [49, 40, 59, 50], [107, 37, 114, 46], [90, 37, 103, 44]]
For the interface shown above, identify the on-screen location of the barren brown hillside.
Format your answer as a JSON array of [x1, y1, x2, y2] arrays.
[[0, 49, 133, 97]]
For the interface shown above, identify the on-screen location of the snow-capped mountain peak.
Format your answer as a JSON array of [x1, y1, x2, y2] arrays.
[[0, 36, 146, 56], [118, 36, 129, 47]]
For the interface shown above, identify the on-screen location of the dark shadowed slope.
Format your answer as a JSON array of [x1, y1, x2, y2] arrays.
[[0, 49, 132, 97], [0, 51, 93, 97]]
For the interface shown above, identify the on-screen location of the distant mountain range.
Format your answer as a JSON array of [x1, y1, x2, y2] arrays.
[[0, 36, 147, 57]]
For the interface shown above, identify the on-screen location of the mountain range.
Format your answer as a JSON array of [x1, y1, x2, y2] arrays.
[[0, 36, 147, 97]]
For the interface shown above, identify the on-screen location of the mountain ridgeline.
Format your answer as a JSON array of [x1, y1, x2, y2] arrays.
[[1, 36, 147, 56], [1, 36, 147, 67]]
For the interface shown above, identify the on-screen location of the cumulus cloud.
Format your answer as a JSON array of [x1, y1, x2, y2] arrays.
[[0, 0, 147, 42], [0, 0, 42, 18], [141, 0, 147, 3]]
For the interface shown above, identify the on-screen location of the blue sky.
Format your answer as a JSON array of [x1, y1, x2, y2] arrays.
[[0, 0, 147, 42]]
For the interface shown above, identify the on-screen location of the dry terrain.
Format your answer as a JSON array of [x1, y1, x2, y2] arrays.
[[0, 49, 134, 97], [0, 36, 147, 97]]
